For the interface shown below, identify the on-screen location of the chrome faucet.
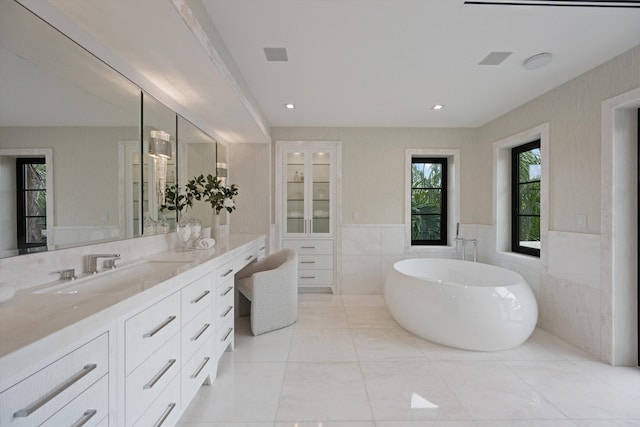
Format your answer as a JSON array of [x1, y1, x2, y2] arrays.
[[87, 254, 121, 274]]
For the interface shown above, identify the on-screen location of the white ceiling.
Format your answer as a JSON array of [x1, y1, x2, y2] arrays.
[[11, 0, 640, 142], [202, 0, 640, 128]]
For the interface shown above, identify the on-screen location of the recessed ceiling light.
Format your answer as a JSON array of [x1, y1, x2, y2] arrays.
[[523, 53, 553, 70], [431, 104, 445, 110], [285, 103, 295, 109]]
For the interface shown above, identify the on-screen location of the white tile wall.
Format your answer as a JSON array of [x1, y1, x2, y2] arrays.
[[338, 223, 609, 361]]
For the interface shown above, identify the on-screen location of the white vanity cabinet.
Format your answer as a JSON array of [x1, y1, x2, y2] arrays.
[[180, 271, 215, 407], [0, 234, 265, 427], [276, 141, 340, 292], [124, 293, 181, 426], [0, 332, 109, 427], [214, 259, 236, 360]]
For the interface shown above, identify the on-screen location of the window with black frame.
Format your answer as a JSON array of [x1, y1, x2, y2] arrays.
[[411, 157, 447, 245], [16, 158, 47, 254], [512, 140, 541, 257]]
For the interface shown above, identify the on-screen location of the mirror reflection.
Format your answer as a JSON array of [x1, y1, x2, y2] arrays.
[[177, 116, 217, 229], [141, 94, 177, 235], [0, 0, 141, 258]]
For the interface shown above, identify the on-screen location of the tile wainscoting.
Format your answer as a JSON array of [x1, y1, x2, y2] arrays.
[[337, 224, 611, 362]]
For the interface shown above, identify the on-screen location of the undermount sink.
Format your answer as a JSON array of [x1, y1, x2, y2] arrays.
[[33, 260, 191, 295]]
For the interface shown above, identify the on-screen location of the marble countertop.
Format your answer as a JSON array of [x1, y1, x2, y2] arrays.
[[0, 234, 264, 388]]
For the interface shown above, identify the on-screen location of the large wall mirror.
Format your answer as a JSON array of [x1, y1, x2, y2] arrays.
[[0, 1, 223, 258], [178, 116, 218, 229], [0, 0, 141, 258]]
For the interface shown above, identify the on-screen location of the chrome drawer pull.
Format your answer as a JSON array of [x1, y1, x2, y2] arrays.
[[259, 246, 266, 251], [221, 327, 234, 341], [144, 359, 176, 390], [191, 357, 210, 379], [13, 364, 97, 418], [301, 261, 316, 264], [300, 246, 316, 249], [301, 276, 316, 279], [191, 323, 210, 342], [221, 306, 233, 318], [220, 286, 233, 297], [245, 255, 253, 261], [153, 403, 176, 427], [143, 316, 177, 338], [191, 290, 210, 304], [221, 268, 234, 278], [71, 409, 97, 427]]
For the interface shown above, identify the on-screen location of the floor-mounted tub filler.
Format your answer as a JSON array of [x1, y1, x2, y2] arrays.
[[384, 258, 538, 351]]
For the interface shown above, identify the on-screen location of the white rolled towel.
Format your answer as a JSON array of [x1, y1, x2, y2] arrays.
[[197, 238, 216, 249]]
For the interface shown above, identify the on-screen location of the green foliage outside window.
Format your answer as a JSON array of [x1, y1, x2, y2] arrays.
[[411, 158, 446, 244]]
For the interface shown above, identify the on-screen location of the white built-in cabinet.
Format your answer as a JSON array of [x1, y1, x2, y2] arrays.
[[0, 235, 264, 427], [276, 141, 340, 292]]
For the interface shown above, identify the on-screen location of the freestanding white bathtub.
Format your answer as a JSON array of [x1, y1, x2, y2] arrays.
[[384, 258, 538, 351]]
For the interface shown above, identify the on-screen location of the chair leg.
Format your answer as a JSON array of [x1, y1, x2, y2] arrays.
[[238, 292, 251, 317]]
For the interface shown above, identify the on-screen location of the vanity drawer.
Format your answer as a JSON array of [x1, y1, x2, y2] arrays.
[[181, 272, 213, 326], [40, 374, 108, 427], [283, 239, 333, 255], [133, 373, 180, 427], [182, 306, 213, 363], [217, 276, 234, 301], [182, 337, 214, 407], [125, 292, 180, 375], [298, 269, 334, 286], [298, 254, 333, 270], [235, 246, 258, 271], [126, 332, 180, 426], [216, 319, 234, 360], [0, 333, 108, 427], [215, 260, 236, 284]]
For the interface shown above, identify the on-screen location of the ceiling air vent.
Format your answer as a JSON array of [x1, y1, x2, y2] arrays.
[[463, 1, 640, 7], [264, 47, 288, 62], [479, 51, 513, 66]]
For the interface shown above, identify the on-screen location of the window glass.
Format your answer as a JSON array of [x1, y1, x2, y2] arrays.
[[512, 141, 541, 256], [411, 157, 447, 245]]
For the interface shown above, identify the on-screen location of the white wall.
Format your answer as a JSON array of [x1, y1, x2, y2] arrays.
[[258, 45, 640, 363]]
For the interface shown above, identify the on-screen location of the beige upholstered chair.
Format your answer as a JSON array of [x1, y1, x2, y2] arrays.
[[236, 248, 298, 336]]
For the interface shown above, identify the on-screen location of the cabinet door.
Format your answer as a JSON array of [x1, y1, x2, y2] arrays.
[[283, 148, 334, 237]]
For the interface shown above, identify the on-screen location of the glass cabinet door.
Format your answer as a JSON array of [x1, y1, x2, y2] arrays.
[[311, 150, 331, 235], [286, 151, 306, 234], [284, 148, 334, 237]]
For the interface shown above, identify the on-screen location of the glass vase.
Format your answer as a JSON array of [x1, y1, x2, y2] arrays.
[[176, 210, 192, 251]]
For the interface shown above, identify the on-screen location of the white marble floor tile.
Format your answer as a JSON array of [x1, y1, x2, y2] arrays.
[[573, 421, 640, 427], [179, 362, 286, 423], [298, 293, 344, 307], [178, 294, 638, 427], [351, 328, 426, 361], [344, 306, 400, 328], [434, 361, 566, 420], [341, 294, 387, 307], [276, 362, 373, 422], [375, 422, 477, 427], [529, 328, 596, 361], [295, 306, 349, 329], [573, 360, 640, 402], [221, 317, 294, 363], [415, 336, 503, 361], [275, 422, 375, 427], [177, 423, 275, 427], [360, 360, 471, 420], [474, 421, 579, 427], [505, 361, 640, 419], [288, 328, 357, 362]]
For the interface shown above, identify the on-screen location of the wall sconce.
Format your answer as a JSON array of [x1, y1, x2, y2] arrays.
[[149, 130, 172, 208], [149, 130, 172, 159]]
